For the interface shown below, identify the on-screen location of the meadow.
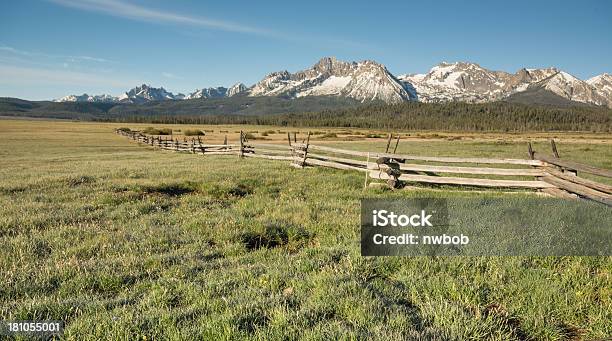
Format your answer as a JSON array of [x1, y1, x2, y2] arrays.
[[0, 119, 610, 340]]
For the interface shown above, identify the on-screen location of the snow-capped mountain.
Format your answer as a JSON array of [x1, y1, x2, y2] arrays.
[[227, 82, 247, 97], [57, 82, 248, 103], [399, 62, 512, 103], [186, 87, 228, 99], [249, 57, 415, 103], [399, 62, 612, 107], [54, 93, 117, 103], [587, 73, 612, 107], [185, 83, 248, 99], [117, 84, 180, 104], [55, 84, 185, 104], [53, 58, 612, 107], [398, 63, 564, 103], [530, 71, 609, 106]]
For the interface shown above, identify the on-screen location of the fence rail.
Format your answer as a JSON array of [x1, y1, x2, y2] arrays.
[[115, 129, 612, 206]]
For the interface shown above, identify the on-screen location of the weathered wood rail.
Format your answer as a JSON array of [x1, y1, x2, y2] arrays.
[[115, 129, 612, 206]]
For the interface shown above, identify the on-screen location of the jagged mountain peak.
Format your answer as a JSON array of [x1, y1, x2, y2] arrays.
[[532, 70, 609, 106], [54, 93, 116, 103], [405, 61, 511, 102], [249, 57, 414, 103], [586, 73, 612, 107], [587, 73, 612, 84], [400, 63, 612, 107], [433, 61, 483, 69], [227, 82, 247, 96], [313, 56, 345, 72], [186, 87, 228, 100], [520, 67, 559, 81], [119, 84, 177, 103], [267, 70, 291, 79]]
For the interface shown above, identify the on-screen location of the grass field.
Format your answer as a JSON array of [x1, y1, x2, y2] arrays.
[[0, 119, 611, 340]]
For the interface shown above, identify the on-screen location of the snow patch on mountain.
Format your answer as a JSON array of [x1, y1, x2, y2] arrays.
[[249, 57, 415, 103], [227, 83, 247, 97], [186, 87, 227, 99], [297, 76, 352, 97], [587, 73, 612, 106], [117, 84, 179, 104], [534, 71, 609, 106], [400, 62, 612, 107], [398, 62, 512, 103], [54, 94, 116, 103]]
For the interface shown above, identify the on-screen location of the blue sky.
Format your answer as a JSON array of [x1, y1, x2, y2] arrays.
[[1, 0, 611, 100]]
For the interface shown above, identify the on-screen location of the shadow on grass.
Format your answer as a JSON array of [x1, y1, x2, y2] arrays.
[[241, 222, 313, 251], [138, 182, 198, 197]]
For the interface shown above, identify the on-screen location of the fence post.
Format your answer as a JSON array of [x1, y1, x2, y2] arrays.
[[385, 133, 392, 153], [175, 138, 179, 151], [527, 142, 550, 187], [550, 139, 560, 158], [239, 130, 244, 158], [293, 132, 297, 143], [300, 132, 311, 167], [552, 140, 577, 175], [287, 132, 292, 146], [393, 134, 401, 154], [527, 142, 534, 160], [198, 136, 205, 155]]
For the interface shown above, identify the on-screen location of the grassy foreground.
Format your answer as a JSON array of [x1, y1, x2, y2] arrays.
[[0, 120, 611, 340]]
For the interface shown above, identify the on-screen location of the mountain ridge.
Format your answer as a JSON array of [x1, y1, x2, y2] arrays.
[[53, 57, 612, 108]]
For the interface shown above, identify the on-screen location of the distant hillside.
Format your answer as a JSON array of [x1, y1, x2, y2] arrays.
[[264, 101, 611, 132], [112, 101, 612, 133], [505, 87, 592, 107], [107, 95, 364, 117], [1, 96, 610, 132], [0, 95, 363, 120], [0, 98, 117, 119]]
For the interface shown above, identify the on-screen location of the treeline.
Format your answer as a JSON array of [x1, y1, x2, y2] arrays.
[[99, 101, 612, 132]]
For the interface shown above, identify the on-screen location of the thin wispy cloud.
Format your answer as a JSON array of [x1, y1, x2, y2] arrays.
[[162, 72, 182, 80], [47, 0, 368, 48], [0, 45, 113, 63], [49, 0, 276, 36], [0, 64, 135, 88], [69, 55, 113, 63]]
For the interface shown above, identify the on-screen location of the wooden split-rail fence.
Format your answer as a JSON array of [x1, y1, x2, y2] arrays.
[[115, 129, 612, 206]]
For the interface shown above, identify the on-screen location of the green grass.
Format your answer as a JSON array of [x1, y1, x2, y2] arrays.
[[0, 120, 610, 340]]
